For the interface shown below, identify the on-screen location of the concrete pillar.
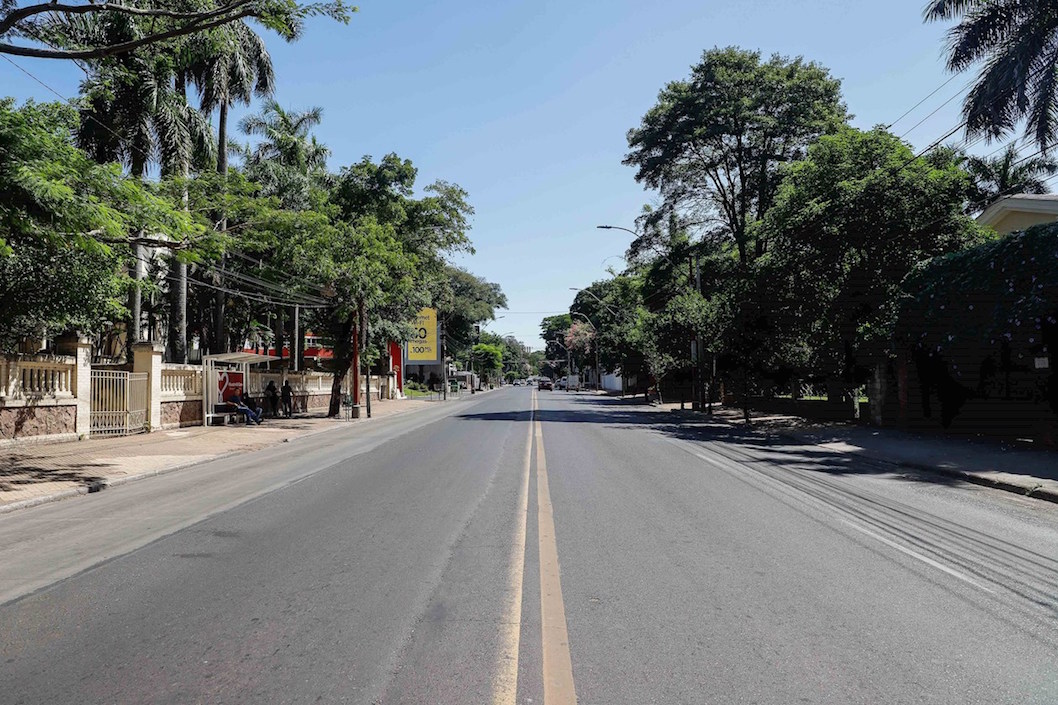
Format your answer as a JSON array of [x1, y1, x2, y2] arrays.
[[56, 333, 93, 439], [133, 341, 164, 432]]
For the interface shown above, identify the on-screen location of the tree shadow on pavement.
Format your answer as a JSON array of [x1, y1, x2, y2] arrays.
[[0, 453, 109, 493], [456, 398, 968, 488]]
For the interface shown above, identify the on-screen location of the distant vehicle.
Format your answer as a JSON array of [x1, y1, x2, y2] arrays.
[[512, 379, 523, 386], [538, 379, 553, 391], [567, 374, 580, 391], [556, 377, 567, 390]]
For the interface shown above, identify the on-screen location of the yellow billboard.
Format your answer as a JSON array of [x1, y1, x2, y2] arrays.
[[407, 308, 440, 363]]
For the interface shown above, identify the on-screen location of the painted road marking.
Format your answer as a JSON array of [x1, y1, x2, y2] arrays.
[[535, 404, 578, 704], [491, 390, 534, 705], [840, 520, 996, 594], [669, 437, 996, 595]]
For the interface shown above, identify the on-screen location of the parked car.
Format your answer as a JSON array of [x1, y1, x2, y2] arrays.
[[538, 378, 553, 391]]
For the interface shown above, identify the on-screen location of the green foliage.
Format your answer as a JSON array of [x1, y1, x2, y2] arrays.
[[472, 342, 503, 382], [898, 223, 1058, 361], [925, 0, 1058, 149], [1, 0, 353, 61], [434, 266, 506, 356], [964, 144, 1057, 214], [624, 46, 848, 264], [762, 126, 988, 380], [0, 239, 125, 350], [0, 98, 198, 256], [540, 314, 572, 362]]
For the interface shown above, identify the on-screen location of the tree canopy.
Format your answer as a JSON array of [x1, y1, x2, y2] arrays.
[[624, 46, 848, 264]]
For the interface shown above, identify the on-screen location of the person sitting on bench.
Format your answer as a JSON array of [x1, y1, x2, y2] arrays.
[[228, 394, 262, 425]]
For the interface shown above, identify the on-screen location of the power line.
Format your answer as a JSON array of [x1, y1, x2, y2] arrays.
[[1, 53, 160, 171], [887, 73, 964, 130], [898, 77, 973, 139]]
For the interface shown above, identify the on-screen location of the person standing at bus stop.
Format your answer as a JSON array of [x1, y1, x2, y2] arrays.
[[265, 380, 280, 418], [281, 379, 294, 418]]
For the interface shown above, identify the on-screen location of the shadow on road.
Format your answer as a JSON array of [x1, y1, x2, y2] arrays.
[[456, 396, 966, 488]]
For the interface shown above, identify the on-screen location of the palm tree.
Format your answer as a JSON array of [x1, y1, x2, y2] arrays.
[[77, 48, 213, 359], [965, 143, 1058, 213], [926, 1, 1058, 150], [236, 100, 329, 363], [192, 22, 276, 177], [178, 22, 274, 353], [237, 100, 330, 209], [240, 100, 328, 170]]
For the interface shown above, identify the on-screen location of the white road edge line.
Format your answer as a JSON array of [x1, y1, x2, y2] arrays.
[[840, 519, 995, 594], [669, 438, 996, 595]]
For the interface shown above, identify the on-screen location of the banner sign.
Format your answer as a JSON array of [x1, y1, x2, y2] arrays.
[[407, 308, 440, 363], [217, 371, 244, 402]]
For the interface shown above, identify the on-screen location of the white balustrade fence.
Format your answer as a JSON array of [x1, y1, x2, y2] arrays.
[[247, 370, 331, 395], [160, 364, 203, 399], [0, 357, 76, 400]]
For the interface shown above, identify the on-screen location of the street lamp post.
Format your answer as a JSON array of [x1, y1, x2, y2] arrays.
[[596, 224, 705, 409], [552, 337, 572, 391], [570, 286, 627, 394]]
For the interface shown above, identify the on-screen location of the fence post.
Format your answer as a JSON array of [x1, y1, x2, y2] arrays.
[[133, 342, 164, 432], [56, 333, 93, 439]]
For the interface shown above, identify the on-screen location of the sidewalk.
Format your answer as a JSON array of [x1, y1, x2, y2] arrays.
[[666, 403, 1058, 504], [0, 397, 433, 513]]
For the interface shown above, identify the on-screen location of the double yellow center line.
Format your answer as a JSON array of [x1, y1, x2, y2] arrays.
[[492, 390, 577, 705]]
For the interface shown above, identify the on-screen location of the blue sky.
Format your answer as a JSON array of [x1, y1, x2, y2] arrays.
[[4, 0, 986, 348]]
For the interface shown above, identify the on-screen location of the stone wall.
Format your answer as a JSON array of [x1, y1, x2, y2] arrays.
[[300, 393, 330, 411], [0, 402, 76, 441], [161, 399, 203, 429]]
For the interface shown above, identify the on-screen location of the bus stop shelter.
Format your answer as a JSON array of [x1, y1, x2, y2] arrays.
[[202, 352, 280, 426]]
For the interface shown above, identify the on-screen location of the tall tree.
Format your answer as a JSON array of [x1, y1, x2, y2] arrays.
[[76, 45, 213, 354], [434, 265, 507, 360], [195, 22, 275, 177], [763, 127, 987, 412], [193, 21, 275, 353], [624, 47, 848, 265], [0, 98, 199, 351], [926, 0, 1058, 150], [238, 99, 329, 209]]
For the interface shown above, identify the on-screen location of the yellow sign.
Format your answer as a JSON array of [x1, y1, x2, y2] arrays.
[[407, 308, 440, 363]]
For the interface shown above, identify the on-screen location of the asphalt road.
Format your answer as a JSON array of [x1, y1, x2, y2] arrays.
[[2, 388, 1057, 704]]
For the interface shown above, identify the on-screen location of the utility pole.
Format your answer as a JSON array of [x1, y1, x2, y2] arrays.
[[441, 319, 447, 401], [293, 305, 299, 372], [361, 301, 371, 419]]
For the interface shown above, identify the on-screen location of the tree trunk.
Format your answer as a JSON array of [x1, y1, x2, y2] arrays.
[[169, 259, 187, 362], [275, 307, 285, 365], [217, 102, 229, 175], [328, 373, 344, 418], [127, 156, 147, 362], [213, 263, 226, 352], [213, 101, 229, 353], [169, 72, 190, 363], [327, 312, 356, 417], [742, 371, 751, 423], [129, 241, 143, 361], [361, 301, 371, 419]]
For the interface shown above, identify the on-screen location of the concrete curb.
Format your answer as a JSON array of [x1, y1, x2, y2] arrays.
[[668, 409, 1058, 506], [0, 401, 434, 516]]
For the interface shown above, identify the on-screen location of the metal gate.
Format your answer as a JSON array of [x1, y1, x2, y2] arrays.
[[90, 370, 148, 435]]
